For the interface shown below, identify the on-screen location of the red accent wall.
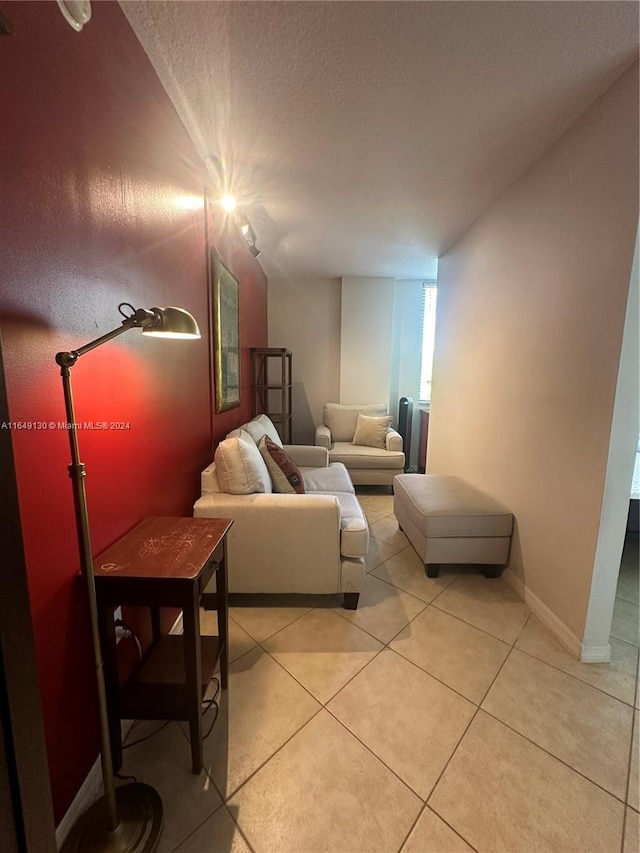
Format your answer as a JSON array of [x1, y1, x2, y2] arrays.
[[0, 1, 267, 822]]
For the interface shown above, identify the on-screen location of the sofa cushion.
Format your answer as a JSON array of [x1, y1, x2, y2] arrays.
[[329, 442, 405, 470], [215, 430, 272, 495], [352, 413, 392, 449], [258, 436, 305, 494], [323, 403, 387, 442], [302, 462, 355, 494], [244, 413, 283, 447]]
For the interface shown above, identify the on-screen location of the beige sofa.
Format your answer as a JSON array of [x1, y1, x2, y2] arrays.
[[193, 415, 368, 609], [315, 403, 405, 486]]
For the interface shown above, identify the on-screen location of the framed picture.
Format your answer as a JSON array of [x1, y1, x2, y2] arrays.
[[209, 250, 240, 413]]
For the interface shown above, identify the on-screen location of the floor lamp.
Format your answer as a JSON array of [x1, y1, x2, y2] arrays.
[[57, 303, 201, 853]]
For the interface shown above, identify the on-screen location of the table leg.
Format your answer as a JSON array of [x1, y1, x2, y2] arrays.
[[182, 585, 203, 774], [217, 548, 229, 690], [150, 606, 161, 644]]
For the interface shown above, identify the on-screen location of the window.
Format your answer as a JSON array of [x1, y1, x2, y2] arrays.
[[419, 283, 438, 402]]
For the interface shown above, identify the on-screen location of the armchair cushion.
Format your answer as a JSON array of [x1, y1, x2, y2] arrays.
[[214, 430, 272, 495], [352, 413, 392, 449], [258, 436, 305, 494], [328, 442, 405, 470], [323, 403, 387, 442]]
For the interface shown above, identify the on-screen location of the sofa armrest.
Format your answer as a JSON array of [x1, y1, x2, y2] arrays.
[[386, 428, 403, 452], [315, 424, 332, 450], [194, 492, 341, 593], [284, 444, 329, 468]]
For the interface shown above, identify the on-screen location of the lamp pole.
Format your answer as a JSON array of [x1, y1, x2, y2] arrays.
[[57, 304, 200, 853]]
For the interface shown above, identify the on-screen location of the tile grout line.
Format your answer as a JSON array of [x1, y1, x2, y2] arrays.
[[198, 504, 634, 850], [230, 604, 316, 645], [169, 801, 256, 853], [620, 660, 640, 853], [185, 601, 634, 848], [514, 643, 638, 708], [209, 620, 390, 804], [477, 705, 633, 807], [396, 803, 480, 853], [398, 613, 537, 850]]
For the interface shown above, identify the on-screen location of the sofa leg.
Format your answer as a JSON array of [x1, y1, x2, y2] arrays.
[[483, 566, 501, 579], [425, 563, 440, 578], [343, 593, 360, 610]]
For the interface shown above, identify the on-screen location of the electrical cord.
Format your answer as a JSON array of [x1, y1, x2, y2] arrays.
[[115, 771, 138, 784], [114, 618, 143, 660], [122, 676, 221, 750], [202, 677, 221, 740], [122, 720, 171, 750]]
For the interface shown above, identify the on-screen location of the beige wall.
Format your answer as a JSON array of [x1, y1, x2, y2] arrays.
[[340, 277, 395, 409], [268, 278, 342, 444], [429, 63, 639, 642]]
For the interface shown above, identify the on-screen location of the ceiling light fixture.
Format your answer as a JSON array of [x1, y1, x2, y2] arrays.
[[57, 0, 91, 31], [235, 213, 260, 259], [204, 155, 260, 258], [220, 193, 237, 213]]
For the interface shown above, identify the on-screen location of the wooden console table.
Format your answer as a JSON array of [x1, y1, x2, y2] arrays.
[[94, 516, 232, 774]]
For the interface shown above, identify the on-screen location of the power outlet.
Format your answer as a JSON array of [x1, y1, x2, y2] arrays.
[[115, 625, 129, 643], [114, 606, 128, 643]]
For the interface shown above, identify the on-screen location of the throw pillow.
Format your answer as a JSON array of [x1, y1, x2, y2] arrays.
[[214, 430, 272, 494], [258, 435, 305, 494], [352, 413, 392, 449]]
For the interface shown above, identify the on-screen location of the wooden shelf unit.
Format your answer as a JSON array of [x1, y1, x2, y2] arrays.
[[251, 347, 293, 444]]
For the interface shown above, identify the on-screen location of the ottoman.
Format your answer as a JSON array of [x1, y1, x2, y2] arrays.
[[393, 474, 514, 578]]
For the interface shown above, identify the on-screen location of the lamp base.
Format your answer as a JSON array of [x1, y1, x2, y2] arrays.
[[61, 783, 163, 853]]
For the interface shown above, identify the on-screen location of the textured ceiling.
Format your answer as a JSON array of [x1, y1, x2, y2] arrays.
[[121, 1, 639, 280]]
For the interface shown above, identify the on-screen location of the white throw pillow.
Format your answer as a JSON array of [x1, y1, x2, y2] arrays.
[[243, 414, 283, 448], [214, 430, 272, 494], [352, 413, 392, 449]]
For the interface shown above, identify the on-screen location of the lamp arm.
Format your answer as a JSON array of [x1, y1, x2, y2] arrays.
[[55, 307, 160, 368]]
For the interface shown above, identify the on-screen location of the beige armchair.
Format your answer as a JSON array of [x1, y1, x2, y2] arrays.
[[315, 403, 405, 486]]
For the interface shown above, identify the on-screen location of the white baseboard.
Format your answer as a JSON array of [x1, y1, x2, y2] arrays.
[[502, 568, 583, 660], [579, 643, 612, 663], [55, 719, 134, 849], [502, 567, 525, 600]]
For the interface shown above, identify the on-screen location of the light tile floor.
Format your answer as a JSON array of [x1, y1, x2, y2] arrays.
[[120, 493, 640, 853]]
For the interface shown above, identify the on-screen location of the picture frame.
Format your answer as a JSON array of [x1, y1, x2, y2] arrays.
[[209, 250, 240, 413]]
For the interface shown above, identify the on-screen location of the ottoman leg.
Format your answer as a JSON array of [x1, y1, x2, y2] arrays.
[[425, 563, 440, 579], [344, 593, 360, 610], [483, 566, 501, 579]]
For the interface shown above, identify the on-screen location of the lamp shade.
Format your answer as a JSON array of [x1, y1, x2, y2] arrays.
[[142, 306, 201, 339]]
